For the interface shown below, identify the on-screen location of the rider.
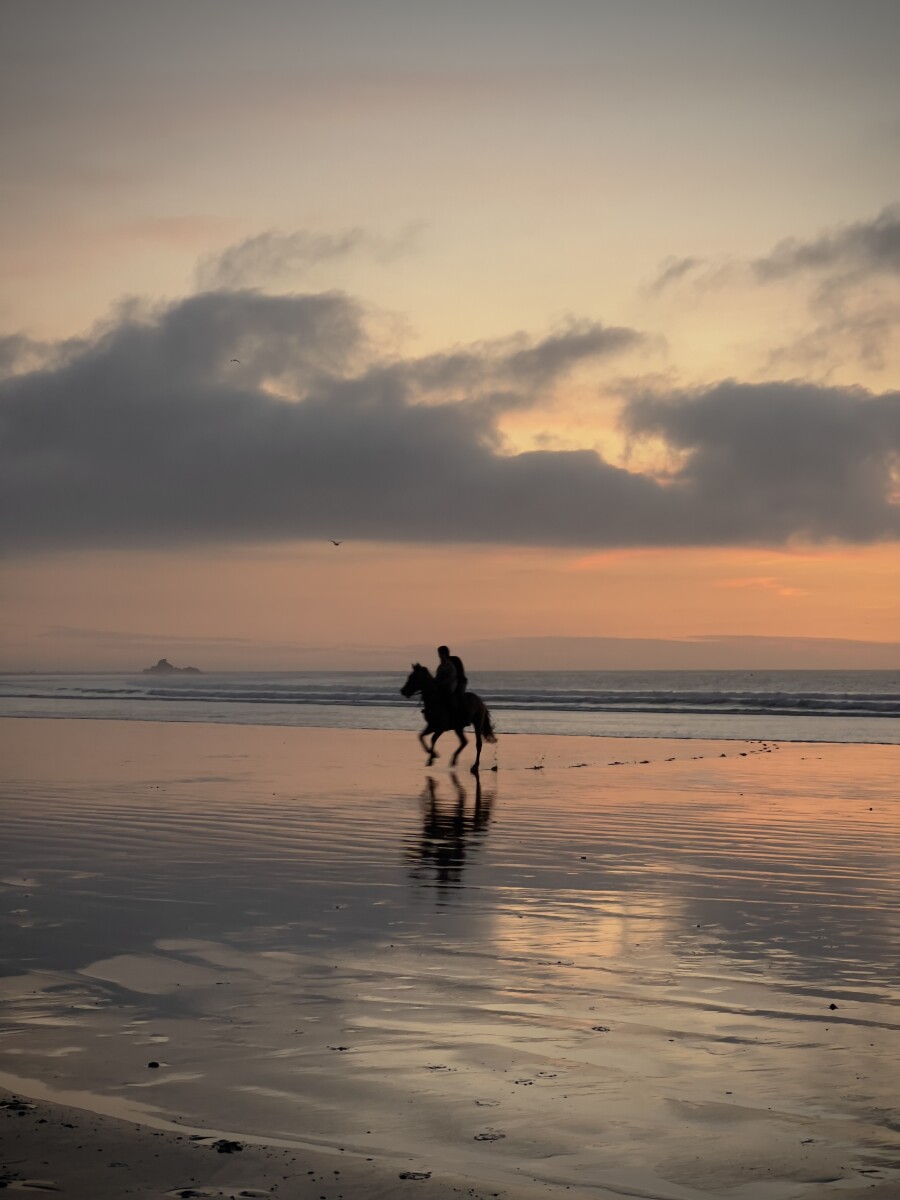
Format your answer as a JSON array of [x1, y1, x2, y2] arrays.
[[436, 645, 468, 718]]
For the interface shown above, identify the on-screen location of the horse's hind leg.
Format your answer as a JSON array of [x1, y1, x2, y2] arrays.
[[450, 729, 468, 767], [427, 730, 443, 766], [472, 722, 483, 774]]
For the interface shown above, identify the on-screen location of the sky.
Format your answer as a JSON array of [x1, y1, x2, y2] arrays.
[[2, 0, 899, 671]]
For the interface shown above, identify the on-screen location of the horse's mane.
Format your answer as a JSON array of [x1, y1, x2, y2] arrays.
[[412, 662, 434, 679]]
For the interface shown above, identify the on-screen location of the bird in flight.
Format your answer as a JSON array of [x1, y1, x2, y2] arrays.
[[330, 540, 343, 546], [230, 358, 241, 363]]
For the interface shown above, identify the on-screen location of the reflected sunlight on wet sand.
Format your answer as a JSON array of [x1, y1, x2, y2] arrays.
[[1, 718, 898, 1199]]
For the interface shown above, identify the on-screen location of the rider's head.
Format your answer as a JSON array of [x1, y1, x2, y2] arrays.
[[437, 645, 450, 659]]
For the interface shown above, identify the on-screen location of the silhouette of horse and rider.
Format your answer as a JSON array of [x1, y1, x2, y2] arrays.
[[400, 646, 496, 772]]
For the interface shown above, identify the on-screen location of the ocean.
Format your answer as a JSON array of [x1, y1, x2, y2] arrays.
[[0, 669, 898, 744]]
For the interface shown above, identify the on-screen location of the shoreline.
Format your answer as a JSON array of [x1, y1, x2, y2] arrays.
[[2, 718, 898, 1199], [4, 1084, 897, 1200], [1, 708, 897, 747]]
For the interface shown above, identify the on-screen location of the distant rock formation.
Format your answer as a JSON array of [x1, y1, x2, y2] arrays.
[[143, 658, 201, 675]]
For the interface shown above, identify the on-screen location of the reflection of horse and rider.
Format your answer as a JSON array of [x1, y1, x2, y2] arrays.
[[400, 646, 497, 772], [405, 771, 495, 893]]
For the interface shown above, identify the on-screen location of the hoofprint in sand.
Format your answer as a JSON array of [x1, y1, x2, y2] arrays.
[[1, 717, 898, 1199]]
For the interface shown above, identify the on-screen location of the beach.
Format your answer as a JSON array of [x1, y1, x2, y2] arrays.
[[1, 716, 898, 1199]]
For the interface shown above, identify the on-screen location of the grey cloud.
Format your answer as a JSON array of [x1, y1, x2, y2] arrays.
[[766, 302, 900, 374], [752, 209, 900, 374], [0, 332, 96, 382], [652, 206, 900, 369], [647, 255, 704, 294], [504, 322, 643, 384], [388, 321, 644, 402], [752, 204, 900, 282], [0, 335, 37, 380], [196, 226, 420, 290], [0, 334, 58, 381], [622, 380, 900, 542], [653, 206, 900, 295], [3, 291, 899, 553]]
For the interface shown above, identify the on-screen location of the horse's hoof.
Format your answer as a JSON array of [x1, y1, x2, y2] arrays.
[[471, 764, 480, 775]]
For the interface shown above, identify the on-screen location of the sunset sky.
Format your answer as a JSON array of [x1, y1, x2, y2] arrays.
[[2, 0, 899, 671]]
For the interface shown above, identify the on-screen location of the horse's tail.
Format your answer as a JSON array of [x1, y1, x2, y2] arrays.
[[482, 706, 497, 744]]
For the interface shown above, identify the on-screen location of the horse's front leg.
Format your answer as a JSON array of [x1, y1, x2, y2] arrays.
[[418, 724, 433, 756], [427, 729, 444, 766], [450, 728, 468, 767]]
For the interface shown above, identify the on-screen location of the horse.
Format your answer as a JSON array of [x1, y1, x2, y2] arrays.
[[400, 664, 497, 773]]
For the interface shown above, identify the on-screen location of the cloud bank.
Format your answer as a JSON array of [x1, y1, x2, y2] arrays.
[[2, 288, 899, 553]]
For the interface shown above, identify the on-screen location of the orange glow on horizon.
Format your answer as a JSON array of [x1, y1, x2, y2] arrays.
[[2, 540, 897, 671]]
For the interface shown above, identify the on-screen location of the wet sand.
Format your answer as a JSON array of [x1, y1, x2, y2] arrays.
[[1, 717, 898, 1199]]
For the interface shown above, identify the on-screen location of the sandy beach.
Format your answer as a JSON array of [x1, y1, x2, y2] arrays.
[[1, 716, 898, 1199]]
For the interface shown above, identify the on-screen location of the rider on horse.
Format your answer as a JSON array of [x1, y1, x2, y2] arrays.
[[436, 645, 467, 720], [401, 658, 496, 772]]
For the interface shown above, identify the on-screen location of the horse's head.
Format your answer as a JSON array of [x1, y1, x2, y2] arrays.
[[400, 662, 431, 698]]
